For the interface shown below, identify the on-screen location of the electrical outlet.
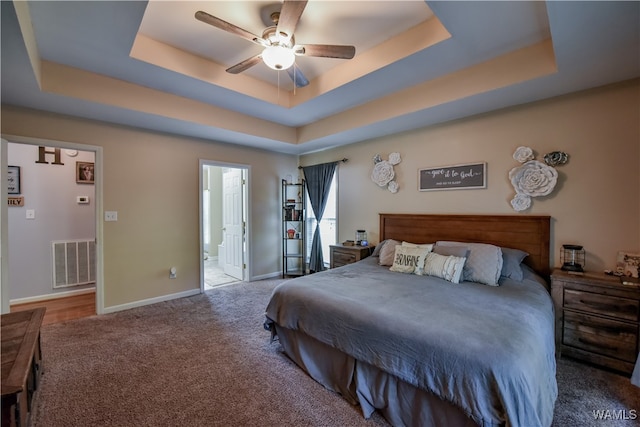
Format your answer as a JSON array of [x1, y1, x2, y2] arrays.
[[169, 267, 177, 279], [105, 211, 118, 221]]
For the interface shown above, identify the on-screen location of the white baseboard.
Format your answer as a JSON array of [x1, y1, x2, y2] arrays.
[[250, 271, 282, 281], [102, 288, 201, 314], [10, 286, 96, 305]]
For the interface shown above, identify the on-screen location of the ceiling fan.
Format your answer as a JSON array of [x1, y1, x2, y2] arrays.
[[195, 1, 356, 88]]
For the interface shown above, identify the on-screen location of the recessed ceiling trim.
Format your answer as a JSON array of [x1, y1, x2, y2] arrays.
[[298, 39, 558, 144], [290, 16, 452, 106], [40, 61, 297, 144], [12, 0, 42, 89], [130, 34, 290, 108], [132, 14, 451, 110]]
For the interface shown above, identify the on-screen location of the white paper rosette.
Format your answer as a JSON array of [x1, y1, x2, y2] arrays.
[[510, 193, 532, 211], [509, 160, 558, 197], [387, 180, 399, 193], [513, 146, 534, 163], [371, 160, 395, 187], [388, 152, 402, 166]]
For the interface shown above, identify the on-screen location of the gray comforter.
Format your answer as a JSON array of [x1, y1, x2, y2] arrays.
[[265, 257, 557, 426]]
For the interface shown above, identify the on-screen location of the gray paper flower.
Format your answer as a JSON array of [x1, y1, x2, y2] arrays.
[[543, 151, 568, 167], [387, 180, 399, 193], [373, 154, 382, 164]]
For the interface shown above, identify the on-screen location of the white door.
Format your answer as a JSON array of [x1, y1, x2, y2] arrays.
[[222, 168, 244, 280]]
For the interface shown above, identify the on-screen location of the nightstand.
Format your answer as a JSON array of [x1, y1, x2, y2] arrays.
[[330, 244, 373, 268], [550, 269, 640, 375]]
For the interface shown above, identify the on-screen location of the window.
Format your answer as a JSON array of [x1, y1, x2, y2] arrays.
[[305, 173, 337, 267]]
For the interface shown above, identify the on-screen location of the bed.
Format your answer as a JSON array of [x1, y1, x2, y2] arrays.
[[265, 214, 557, 427]]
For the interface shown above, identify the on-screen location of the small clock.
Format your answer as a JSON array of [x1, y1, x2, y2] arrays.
[[65, 149, 78, 157]]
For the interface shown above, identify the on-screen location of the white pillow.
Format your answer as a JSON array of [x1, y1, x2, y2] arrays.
[[401, 241, 434, 252], [422, 252, 466, 284], [437, 241, 503, 286], [390, 245, 431, 274]]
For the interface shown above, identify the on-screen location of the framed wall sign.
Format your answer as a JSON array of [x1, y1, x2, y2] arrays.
[[419, 162, 486, 191], [8, 165, 21, 194]]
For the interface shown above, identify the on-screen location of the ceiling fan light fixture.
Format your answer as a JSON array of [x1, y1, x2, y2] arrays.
[[262, 45, 295, 70]]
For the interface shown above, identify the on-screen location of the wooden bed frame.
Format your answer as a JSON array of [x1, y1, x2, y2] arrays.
[[380, 213, 551, 282]]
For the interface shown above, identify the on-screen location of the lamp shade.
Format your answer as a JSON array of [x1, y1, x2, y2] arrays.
[[560, 244, 585, 272], [262, 45, 295, 70]]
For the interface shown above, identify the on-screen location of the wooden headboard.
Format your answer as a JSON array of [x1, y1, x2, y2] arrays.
[[380, 214, 551, 281]]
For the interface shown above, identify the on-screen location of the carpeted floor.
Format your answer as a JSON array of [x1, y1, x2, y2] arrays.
[[31, 279, 639, 427]]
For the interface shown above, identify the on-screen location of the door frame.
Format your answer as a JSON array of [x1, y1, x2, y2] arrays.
[[0, 135, 104, 314], [199, 159, 250, 291]]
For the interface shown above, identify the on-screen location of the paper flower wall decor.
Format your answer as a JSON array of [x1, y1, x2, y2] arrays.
[[371, 152, 401, 193], [509, 146, 569, 212]]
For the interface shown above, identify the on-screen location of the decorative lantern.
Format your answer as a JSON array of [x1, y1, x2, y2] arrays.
[[355, 230, 367, 246], [561, 244, 585, 272]]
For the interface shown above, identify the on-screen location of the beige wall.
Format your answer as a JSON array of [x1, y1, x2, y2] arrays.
[[301, 79, 640, 273], [2, 79, 638, 310], [1, 106, 299, 309]]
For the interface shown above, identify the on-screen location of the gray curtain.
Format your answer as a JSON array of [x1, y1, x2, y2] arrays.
[[302, 162, 338, 273]]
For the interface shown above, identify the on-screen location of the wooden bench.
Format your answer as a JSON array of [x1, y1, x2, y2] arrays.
[[1, 307, 46, 427]]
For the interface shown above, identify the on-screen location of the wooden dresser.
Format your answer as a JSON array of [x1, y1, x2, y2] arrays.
[[1, 307, 46, 427], [551, 269, 640, 374], [330, 244, 373, 268]]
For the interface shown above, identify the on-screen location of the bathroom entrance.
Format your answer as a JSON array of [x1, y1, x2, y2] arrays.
[[201, 162, 248, 290]]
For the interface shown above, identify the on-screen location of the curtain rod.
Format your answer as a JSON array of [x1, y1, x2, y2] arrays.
[[298, 158, 348, 169]]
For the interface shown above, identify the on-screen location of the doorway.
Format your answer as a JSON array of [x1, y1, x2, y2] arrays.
[[200, 161, 249, 290], [1, 136, 103, 317]]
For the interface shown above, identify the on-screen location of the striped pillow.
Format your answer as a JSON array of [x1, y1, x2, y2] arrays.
[[422, 252, 467, 283]]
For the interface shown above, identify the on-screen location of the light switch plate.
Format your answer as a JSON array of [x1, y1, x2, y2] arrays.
[[105, 211, 118, 221], [26, 209, 35, 219]]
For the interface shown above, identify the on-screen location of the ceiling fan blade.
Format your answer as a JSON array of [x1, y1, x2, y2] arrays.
[[195, 11, 265, 46], [294, 44, 356, 59], [287, 66, 309, 88], [226, 54, 263, 74], [276, 0, 308, 43]]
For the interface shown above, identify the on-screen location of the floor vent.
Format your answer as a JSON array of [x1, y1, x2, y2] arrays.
[[52, 240, 96, 288]]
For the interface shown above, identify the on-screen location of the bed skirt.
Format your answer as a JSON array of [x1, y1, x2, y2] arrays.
[[275, 324, 484, 427]]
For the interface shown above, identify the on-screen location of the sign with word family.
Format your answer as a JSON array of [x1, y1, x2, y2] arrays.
[[8, 197, 24, 207], [419, 162, 486, 191]]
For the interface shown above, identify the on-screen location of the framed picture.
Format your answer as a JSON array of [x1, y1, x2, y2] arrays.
[[8, 165, 21, 194], [76, 161, 94, 184], [419, 162, 486, 191], [616, 251, 640, 278]]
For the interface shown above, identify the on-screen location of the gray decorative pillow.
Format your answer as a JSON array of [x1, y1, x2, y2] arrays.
[[378, 239, 401, 266], [434, 244, 470, 259], [371, 240, 387, 257], [437, 241, 503, 286], [401, 241, 434, 251], [501, 247, 529, 281]]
